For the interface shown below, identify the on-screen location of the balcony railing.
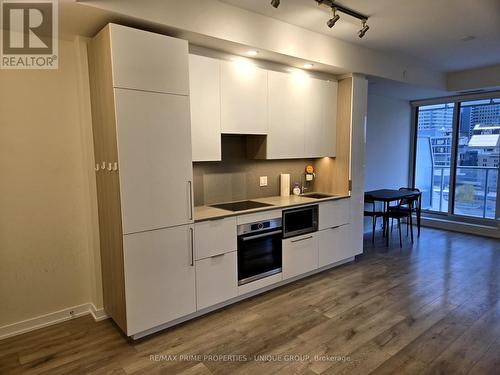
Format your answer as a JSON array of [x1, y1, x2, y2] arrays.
[[419, 166, 498, 219]]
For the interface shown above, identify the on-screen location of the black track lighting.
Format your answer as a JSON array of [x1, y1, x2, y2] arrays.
[[358, 20, 369, 38], [272, 0, 370, 38], [327, 7, 340, 28], [271, 0, 280, 8]]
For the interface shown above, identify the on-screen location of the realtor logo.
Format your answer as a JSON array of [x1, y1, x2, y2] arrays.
[[1, 0, 58, 69]]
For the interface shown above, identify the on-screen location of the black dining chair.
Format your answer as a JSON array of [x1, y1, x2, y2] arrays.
[[389, 187, 421, 237], [387, 195, 418, 247], [364, 197, 384, 243]]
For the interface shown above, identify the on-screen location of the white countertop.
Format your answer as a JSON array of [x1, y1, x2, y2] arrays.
[[194, 193, 350, 222]]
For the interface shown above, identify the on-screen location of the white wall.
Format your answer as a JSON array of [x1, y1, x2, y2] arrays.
[[363, 92, 412, 233], [447, 63, 500, 91], [81, 0, 445, 90], [365, 93, 412, 191], [0, 36, 102, 335]]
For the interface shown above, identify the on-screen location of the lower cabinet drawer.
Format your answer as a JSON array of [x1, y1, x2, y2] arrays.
[[195, 217, 237, 260], [282, 232, 319, 280], [196, 251, 238, 310], [319, 199, 351, 230], [318, 224, 353, 267]]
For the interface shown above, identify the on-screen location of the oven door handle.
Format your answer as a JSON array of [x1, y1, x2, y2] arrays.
[[240, 230, 282, 241]]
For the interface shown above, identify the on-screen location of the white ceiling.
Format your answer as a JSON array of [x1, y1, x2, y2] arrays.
[[219, 0, 500, 72]]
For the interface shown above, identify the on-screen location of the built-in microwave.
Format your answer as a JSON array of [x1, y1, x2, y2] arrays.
[[282, 205, 318, 239]]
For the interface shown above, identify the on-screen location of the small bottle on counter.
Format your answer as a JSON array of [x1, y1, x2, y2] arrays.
[[292, 183, 301, 196]]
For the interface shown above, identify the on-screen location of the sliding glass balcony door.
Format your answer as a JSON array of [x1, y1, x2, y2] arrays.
[[414, 103, 455, 213], [453, 99, 499, 219], [413, 96, 500, 221]]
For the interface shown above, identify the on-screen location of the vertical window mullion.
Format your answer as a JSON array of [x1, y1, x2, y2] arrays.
[[448, 102, 461, 216], [410, 106, 419, 188]]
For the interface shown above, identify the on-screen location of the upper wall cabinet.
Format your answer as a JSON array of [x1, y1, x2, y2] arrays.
[[265, 71, 306, 159], [109, 24, 189, 95], [246, 72, 337, 160], [304, 79, 338, 158], [189, 54, 222, 162], [220, 60, 268, 135], [324, 80, 338, 157]]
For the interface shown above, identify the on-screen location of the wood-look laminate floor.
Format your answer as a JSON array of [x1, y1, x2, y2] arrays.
[[1, 227, 500, 375]]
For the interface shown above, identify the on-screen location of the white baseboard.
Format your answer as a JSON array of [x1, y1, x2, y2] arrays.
[[0, 302, 109, 340], [89, 303, 108, 322]]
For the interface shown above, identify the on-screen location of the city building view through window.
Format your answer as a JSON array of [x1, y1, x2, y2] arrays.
[[415, 98, 499, 219]]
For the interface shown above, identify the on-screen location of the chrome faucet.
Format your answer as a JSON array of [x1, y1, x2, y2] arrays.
[[301, 174, 310, 194]]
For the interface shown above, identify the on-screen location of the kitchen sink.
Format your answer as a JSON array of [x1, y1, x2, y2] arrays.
[[301, 193, 334, 199]]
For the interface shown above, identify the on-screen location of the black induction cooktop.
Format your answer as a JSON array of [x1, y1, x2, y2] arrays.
[[210, 200, 273, 212]]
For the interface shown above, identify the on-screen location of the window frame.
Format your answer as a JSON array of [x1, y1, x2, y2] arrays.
[[410, 90, 500, 223]]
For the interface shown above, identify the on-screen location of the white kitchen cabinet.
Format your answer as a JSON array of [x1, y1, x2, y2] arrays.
[[194, 217, 237, 260], [282, 232, 319, 280], [303, 78, 325, 157], [189, 54, 221, 161], [196, 251, 238, 310], [220, 59, 268, 134], [265, 70, 305, 159], [319, 199, 351, 230], [318, 224, 353, 267], [115, 88, 194, 234], [109, 24, 189, 95], [245, 71, 337, 159], [324, 80, 338, 157], [303, 78, 338, 158], [123, 225, 196, 336]]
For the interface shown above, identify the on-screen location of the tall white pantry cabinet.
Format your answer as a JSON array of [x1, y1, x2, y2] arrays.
[[88, 24, 196, 336]]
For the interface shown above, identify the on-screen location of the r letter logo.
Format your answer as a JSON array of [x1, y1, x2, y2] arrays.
[[1, 0, 58, 69]]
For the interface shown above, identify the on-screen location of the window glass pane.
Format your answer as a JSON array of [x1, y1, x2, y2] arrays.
[[454, 99, 499, 218], [415, 103, 454, 212]]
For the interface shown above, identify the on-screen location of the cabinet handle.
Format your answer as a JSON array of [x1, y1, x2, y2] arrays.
[[291, 235, 313, 243], [211, 252, 225, 259], [189, 227, 194, 266], [330, 224, 347, 230], [188, 181, 193, 221], [241, 230, 282, 241]]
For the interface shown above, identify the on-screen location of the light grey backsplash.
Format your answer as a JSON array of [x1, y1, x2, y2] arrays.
[[193, 135, 316, 206]]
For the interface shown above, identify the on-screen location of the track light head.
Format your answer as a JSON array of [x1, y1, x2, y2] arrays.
[[327, 8, 340, 28], [270, 0, 280, 8], [358, 21, 369, 38]]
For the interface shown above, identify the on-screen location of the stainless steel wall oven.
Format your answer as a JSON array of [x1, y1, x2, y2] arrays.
[[237, 218, 282, 285]]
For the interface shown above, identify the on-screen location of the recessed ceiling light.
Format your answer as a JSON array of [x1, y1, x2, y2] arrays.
[[460, 35, 476, 42], [303, 63, 313, 69], [247, 50, 259, 56]]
